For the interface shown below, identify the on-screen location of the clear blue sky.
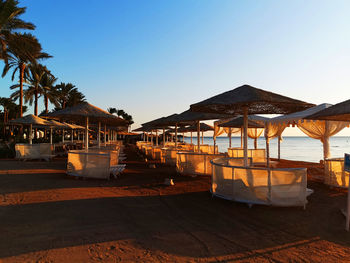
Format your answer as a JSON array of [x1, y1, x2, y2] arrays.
[[1, 0, 349, 136]]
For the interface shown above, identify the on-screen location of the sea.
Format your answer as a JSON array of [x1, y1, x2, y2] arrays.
[[183, 136, 350, 163]]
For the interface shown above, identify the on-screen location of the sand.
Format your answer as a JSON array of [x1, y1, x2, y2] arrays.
[[0, 145, 349, 262]]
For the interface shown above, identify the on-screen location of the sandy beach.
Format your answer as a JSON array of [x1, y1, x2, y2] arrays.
[[0, 144, 349, 262]]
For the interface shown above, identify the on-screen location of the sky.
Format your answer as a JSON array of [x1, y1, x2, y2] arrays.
[[0, 0, 350, 136]]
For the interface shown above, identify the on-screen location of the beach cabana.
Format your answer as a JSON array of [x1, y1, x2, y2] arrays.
[[9, 115, 56, 160], [270, 103, 348, 160], [150, 110, 230, 152], [219, 115, 267, 148], [304, 99, 350, 230], [218, 115, 267, 162], [49, 102, 127, 149], [190, 84, 314, 166], [158, 111, 228, 174], [135, 123, 172, 159], [178, 123, 214, 148], [49, 102, 127, 179], [142, 114, 180, 147], [190, 84, 314, 207], [10, 114, 52, 144], [175, 122, 226, 176], [142, 111, 228, 167], [133, 126, 151, 143]]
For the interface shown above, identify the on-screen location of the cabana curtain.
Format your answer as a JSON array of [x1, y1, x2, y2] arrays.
[[298, 120, 348, 159], [269, 104, 349, 159], [264, 123, 287, 141], [247, 128, 264, 149], [214, 123, 241, 138], [213, 119, 239, 139], [247, 128, 264, 139]]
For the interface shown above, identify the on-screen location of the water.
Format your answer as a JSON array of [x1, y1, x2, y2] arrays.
[[184, 136, 350, 163]]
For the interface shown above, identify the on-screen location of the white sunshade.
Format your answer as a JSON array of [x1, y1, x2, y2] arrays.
[[269, 103, 349, 160], [269, 103, 332, 125]]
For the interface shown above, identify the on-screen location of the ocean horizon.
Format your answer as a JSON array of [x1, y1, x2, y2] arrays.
[[183, 136, 350, 163]]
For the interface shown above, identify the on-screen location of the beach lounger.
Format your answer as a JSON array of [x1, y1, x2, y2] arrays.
[[15, 143, 55, 161], [111, 164, 126, 178]]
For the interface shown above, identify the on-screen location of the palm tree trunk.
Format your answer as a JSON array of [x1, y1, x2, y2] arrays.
[[34, 86, 38, 116], [19, 63, 26, 117]]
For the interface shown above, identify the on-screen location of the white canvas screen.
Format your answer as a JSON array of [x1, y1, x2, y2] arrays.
[[177, 152, 226, 176], [211, 157, 308, 207], [325, 158, 349, 188]]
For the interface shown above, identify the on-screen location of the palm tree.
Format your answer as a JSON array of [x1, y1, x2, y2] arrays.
[[10, 63, 52, 115], [40, 71, 58, 114], [123, 113, 134, 125], [0, 0, 35, 62], [107, 107, 117, 114], [108, 107, 134, 125], [66, 88, 85, 107], [0, 96, 26, 121], [55, 82, 85, 109], [11, 64, 58, 115], [54, 82, 74, 109], [0, 96, 12, 123], [2, 32, 51, 116], [25, 63, 48, 116], [116, 109, 125, 117]]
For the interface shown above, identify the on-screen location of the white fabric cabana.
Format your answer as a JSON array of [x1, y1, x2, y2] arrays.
[[49, 102, 127, 149], [303, 99, 350, 231], [269, 103, 349, 160], [213, 119, 240, 148], [190, 85, 314, 167], [216, 115, 267, 149]]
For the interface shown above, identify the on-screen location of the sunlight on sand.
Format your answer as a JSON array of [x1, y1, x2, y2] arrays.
[[0, 186, 205, 206]]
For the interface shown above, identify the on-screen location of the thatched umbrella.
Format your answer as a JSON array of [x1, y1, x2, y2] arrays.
[[60, 122, 86, 143], [9, 114, 52, 144], [134, 125, 168, 144], [133, 126, 149, 142], [304, 99, 350, 231], [142, 114, 181, 146], [190, 84, 314, 166], [143, 110, 229, 151], [49, 102, 127, 149], [178, 123, 214, 144], [44, 119, 70, 144], [219, 115, 267, 149]]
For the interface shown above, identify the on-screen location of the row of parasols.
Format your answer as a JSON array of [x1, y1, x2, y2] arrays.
[[136, 84, 350, 230], [8, 102, 130, 148], [136, 85, 349, 165]]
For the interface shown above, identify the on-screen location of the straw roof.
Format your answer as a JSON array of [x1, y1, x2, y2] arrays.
[[48, 102, 128, 126], [45, 119, 70, 129], [143, 110, 231, 127], [133, 126, 157, 132], [9, 114, 52, 126], [141, 114, 181, 127], [305, 99, 350, 121], [178, 123, 214, 132], [190, 85, 315, 115], [219, 115, 267, 128], [164, 110, 231, 124], [61, 122, 85, 129]]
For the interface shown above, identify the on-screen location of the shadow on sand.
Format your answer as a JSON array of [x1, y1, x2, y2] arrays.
[[0, 187, 349, 260]]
